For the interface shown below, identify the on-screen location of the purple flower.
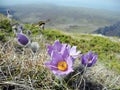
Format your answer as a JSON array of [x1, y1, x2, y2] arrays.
[[81, 51, 98, 67], [47, 40, 80, 60], [13, 24, 23, 34], [47, 40, 62, 55], [17, 25, 23, 33], [17, 33, 30, 46], [7, 9, 13, 20], [67, 45, 81, 59], [45, 50, 74, 76]]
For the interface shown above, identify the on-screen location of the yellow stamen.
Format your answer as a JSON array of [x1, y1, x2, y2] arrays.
[[57, 61, 68, 71]]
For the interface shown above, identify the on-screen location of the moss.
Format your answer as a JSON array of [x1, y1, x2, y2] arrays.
[[0, 19, 12, 33], [0, 32, 7, 42], [0, 19, 13, 42]]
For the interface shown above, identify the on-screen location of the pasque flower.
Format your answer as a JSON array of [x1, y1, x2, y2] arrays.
[[45, 49, 74, 76], [13, 24, 23, 34], [17, 33, 30, 46], [30, 42, 39, 53], [7, 9, 13, 21], [17, 24, 23, 33], [47, 40, 63, 56], [47, 40, 80, 60], [81, 51, 98, 67], [67, 45, 81, 59]]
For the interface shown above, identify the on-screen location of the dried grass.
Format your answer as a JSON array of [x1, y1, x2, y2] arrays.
[[0, 35, 120, 90]]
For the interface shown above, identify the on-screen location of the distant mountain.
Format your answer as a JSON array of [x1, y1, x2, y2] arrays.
[[0, 4, 120, 33], [93, 22, 120, 37]]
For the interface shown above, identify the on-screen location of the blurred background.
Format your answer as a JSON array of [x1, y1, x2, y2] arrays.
[[0, 0, 120, 35]]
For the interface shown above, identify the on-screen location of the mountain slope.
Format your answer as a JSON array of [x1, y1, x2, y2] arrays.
[[0, 4, 120, 33], [93, 22, 120, 37]]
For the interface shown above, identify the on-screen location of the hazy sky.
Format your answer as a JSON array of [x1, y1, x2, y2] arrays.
[[0, 0, 120, 11]]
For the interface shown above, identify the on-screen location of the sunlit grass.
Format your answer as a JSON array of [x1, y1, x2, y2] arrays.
[[41, 29, 120, 74]]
